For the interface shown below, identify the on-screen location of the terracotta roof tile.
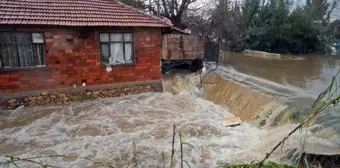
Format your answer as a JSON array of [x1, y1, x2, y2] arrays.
[[0, 0, 172, 27]]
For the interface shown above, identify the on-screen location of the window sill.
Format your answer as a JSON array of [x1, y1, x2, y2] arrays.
[[0, 66, 48, 72], [101, 62, 136, 67]]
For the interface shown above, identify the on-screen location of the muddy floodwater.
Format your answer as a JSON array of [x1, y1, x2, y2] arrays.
[[0, 52, 340, 167], [221, 52, 340, 96], [220, 52, 340, 134]]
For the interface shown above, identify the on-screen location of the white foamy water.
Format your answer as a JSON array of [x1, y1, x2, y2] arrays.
[[1, 90, 339, 168], [216, 66, 316, 99]]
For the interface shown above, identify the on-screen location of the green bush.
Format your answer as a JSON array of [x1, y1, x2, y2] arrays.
[[229, 0, 331, 54]]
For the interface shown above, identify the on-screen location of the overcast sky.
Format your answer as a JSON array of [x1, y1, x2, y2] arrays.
[[188, 0, 340, 21], [294, 0, 339, 21]]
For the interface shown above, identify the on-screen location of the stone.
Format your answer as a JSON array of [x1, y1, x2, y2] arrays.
[[109, 89, 116, 93], [63, 97, 69, 101], [9, 103, 17, 107], [93, 91, 100, 95], [8, 99, 17, 104], [58, 94, 66, 98], [41, 91, 49, 96], [146, 85, 151, 89], [72, 96, 79, 100], [36, 101, 44, 105], [124, 88, 130, 92], [29, 102, 36, 106], [50, 95, 57, 99], [86, 92, 92, 96]]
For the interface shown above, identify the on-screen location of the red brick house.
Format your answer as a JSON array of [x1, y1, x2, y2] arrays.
[[0, 0, 172, 107]]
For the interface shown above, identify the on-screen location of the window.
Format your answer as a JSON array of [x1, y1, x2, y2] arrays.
[[0, 32, 45, 68], [99, 33, 134, 65]]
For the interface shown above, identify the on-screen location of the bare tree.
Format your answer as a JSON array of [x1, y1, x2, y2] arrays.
[[312, 0, 340, 25], [184, 0, 222, 38], [153, 0, 200, 27], [184, 0, 242, 49], [119, 0, 148, 10]]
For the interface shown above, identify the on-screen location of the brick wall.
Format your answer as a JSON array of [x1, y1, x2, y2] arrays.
[[0, 27, 162, 93]]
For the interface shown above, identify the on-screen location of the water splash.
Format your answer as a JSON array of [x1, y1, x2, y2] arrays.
[[216, 66, 316, 99], [0, 68, 339, 167]]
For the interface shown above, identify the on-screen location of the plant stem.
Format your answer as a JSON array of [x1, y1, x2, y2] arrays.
[[257, 97, 339, 168], [170, 124, 176, 168], [3, 155, 115, 168], [180, 133, 184, 168], [162, 151, 166, 168]]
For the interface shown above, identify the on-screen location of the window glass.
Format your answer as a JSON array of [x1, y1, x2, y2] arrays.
[[110, 33, 123, 42], [101, 44, 110, 64], [0, 32, 45, 68], [13, 32, 31, 43], [32, 33, 44, 43], [100, 33, 109, 42], [125, 43, 132, 62], [110, 43, 124, 64], [124, 33, 132, 42], [0, 32, 11, 43], [100, 33, 134, 65]]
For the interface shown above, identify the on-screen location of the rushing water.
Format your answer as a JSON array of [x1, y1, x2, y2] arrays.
[[0, 52, 339, 167], [219, 51, 340, 135], [220, 52, 340, 96], [1, 83, 339, 168]]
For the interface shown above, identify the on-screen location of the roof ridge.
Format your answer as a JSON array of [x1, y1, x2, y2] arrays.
[[116, 1, 173, 27]]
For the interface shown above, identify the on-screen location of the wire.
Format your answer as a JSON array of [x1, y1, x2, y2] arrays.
[[183, 60, 221, 97]]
